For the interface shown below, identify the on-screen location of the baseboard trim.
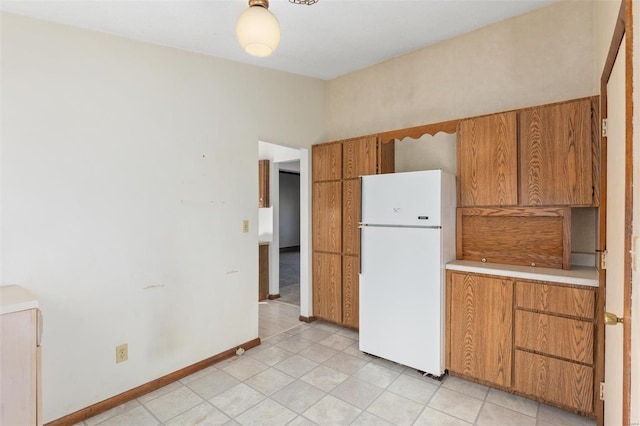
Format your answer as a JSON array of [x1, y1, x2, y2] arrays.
[[299, 315, 317, 323], [268, 294, 281, 300], [45, 337, 261, 426]]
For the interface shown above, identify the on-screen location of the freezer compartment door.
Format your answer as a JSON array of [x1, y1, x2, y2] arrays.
[[361, 170, 442, 227], [359, 226, 444, 375]]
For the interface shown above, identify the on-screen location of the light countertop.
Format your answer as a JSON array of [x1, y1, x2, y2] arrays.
[[0, 285, 39, 315], [446, 260, 599, 287]]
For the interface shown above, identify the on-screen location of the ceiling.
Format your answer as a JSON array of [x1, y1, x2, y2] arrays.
[[1, 0, 557, 80]]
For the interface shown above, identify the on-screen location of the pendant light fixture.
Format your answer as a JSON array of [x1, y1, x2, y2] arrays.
[[236, 0, 280, 57]]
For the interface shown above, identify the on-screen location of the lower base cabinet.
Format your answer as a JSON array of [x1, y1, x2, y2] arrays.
[[259, 244, 269, 301], [446, 271, 597, 416]]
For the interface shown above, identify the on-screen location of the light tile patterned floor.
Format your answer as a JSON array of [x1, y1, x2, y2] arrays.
[[80, 321, 596, 426]]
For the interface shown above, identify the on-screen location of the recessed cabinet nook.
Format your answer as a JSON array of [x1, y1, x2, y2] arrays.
[[311, 96, 600, 419]]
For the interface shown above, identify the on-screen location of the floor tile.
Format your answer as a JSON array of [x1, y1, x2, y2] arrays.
[[298, 343, 339, 363], [180, 366, 218, 385], [312, 322, 343, 333], [350, 411, 393, 426], [370, 357, 406, 373], [413, 407, 472, 426], [402, 368, 446, 386], [138, 381, 183, 404], [244, 368, 295, 396], [476, 402, 537, 426], [98, 405, 158, 426], [352, 363, 400, 389], [187, 370, 240, 400], [300, 365, 349, 392], [164, 402, 229, 426], [209, 383, 265, 418], [367, 391, 423, 425], [287, 416, 317, 426], [271, 380, 325, 413], [276, 335, 316, 353], [330, 377, 383, 409], [264, 332, 294, 345], [441, 375, 488, 400], [85, 399, 140, 426], [248, 345, 294, 366], [286, 324, 311, 335], [273, 354, 318, 378], [387, 374, 438, 404], [537, 404, 596, 426], [428, 387, 483, 423], [302, 395, 361, 425], [342, 342, 376, 361], [336, 328, 359, 340], [298, 327, 335, 342], [235, 398, 297, 426], [485, 388, 538, 417], [222, 357, 269, 381], [318, 334, 356, 351], [323, 352, 368, 375], [144, 385, 204, 422]]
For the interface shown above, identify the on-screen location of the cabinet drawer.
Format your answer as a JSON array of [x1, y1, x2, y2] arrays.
[[515, 310, 593, 364], [515, 281, 595, 319], [514, 350, 593, 413]]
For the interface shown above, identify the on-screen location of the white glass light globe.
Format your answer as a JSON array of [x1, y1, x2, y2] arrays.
[[236, 5, 280, 57]]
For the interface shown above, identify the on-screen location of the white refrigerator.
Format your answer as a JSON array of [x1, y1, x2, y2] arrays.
[[359, 170, 456, 376]]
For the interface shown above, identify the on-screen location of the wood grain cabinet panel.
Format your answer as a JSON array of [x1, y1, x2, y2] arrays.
[[313, 253, 342, 323], [519, 99, 593, 206], [343, 137, 378, 179], [515, 281, 595, 319], [515, 310, 594, 364], [448, 272, 513, 387], [312, 181, 342, 253], [342, 255, 359, 329], [312, 143, 342, 182], [258, 160, 269, 207], [514, 350, 594, 413], [457, 112, 518, 207], [342, 179, 361, 256]]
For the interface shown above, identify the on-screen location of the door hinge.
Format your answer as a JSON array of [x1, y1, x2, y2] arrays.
[[601, 250, 608, 270], [602, 118, 608, 137], [600, 382, 605, 400]]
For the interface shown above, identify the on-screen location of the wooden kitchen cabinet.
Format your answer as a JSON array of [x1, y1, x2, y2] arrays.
[[519, 98, 595, 206], [313, 252, 342, 323], [258, 160, 269, 207], [312, 136, 394, 328], [457, 112, 518, 207], [447, 272, 513, 387], [1, 287, 42, 426], [259, 243, 269, 301]]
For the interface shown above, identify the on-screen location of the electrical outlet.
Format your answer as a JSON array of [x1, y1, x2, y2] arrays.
[[242, 220, 249, 233], [116, 343, 128, 363]]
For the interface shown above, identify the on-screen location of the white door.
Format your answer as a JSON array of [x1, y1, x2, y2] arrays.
[[604, 34, 626, 426]]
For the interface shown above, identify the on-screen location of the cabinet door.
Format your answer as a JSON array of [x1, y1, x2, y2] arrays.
[[342, 179, 361, 256], [258, 160, 269, 207], [258, 244, 269, 301], [458, 112, 518, 206], [519, 99, 593, 206], [342, 255, 359, 329], [312, 181, 342, 253], [312, 143, 342, 182], [313, 252, 342, 323], [448, 272, 513, 387], [343, 137, 377, 179]]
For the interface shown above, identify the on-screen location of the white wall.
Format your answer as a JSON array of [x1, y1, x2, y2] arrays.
[[328, 0, 597, 141], [394, 133, 457, 175], [0, 13, 327, 422]]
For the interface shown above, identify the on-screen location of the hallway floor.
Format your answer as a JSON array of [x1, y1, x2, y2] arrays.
[[79, 320, 595, 426]]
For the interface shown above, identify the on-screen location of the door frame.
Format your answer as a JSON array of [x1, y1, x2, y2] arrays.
[[598, 0, 633, 424]]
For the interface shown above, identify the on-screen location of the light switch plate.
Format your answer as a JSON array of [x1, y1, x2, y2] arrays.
[[242, 220, 249, 233]]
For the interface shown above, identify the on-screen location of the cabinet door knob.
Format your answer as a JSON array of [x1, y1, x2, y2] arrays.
[[604, 312, 623, 325]]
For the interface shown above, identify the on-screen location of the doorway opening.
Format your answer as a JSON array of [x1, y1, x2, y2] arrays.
[[278, 169, 301, 306]]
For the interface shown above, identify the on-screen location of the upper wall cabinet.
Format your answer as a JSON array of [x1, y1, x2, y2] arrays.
[[519, 98, 594, 206], [458, 112, 518, 207], [312, 143, 342, 181], [457, 97, 599, 208], [343, 136, 378, 179]]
